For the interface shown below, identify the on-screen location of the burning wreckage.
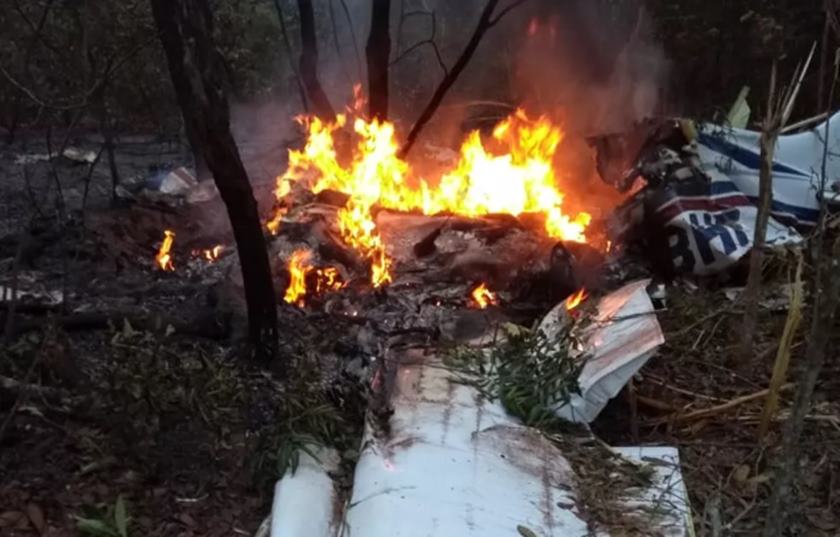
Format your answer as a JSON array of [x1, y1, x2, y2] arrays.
[[142, 100, 838, 535]]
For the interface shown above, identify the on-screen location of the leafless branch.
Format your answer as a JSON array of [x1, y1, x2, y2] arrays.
[[12, 0, 68, 63], [390, 10, 447, 76], [272, 0, 310, 113], [328, 0, 351, 84], [400, 0, 532, 157], [487, 0, 532, 27], [0, 330, 48, 444], [0, 37, 153, 111], [337, 0, 364, 84]]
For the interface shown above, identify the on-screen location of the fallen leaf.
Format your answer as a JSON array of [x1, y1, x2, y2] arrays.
[[114, 495, 128, 537], [733, 464, 750, 483], [806, 510, 838, 531], [0, 511, 25, 527], [517, 525, 538, 537], [177, 513, 196, 527], [746, 471, 773, 487], [26, 503, 46, 535]]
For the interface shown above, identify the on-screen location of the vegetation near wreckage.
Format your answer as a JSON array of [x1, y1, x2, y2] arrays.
[[445, 325, 586, 429]]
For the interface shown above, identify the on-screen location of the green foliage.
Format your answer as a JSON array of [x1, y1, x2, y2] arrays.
[[445, 325, 587, 430], [251, 352, 363, 489], [75, 495, 130, 537]]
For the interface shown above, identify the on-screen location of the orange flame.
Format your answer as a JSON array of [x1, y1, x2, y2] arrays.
[[190, 245, 224, 263], [206, 245, 223, 261], [315, 267, 345, 294], [274, 103, 591, 287], [283, 250, 345, 306], [155, 230, 175, 271], [565, 288, 588, 311], [284, 249, 311, 306], [471, 282, 498, 309]]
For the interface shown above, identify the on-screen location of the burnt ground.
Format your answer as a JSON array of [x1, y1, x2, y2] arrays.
[[0, 130, 839, 537], [0, 131, 304, 536]]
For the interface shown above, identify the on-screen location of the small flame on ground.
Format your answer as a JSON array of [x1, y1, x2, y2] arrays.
[[155, 230, 175, 271], [565, 289, 588, 311], [266, 180, 291, 234], [471, 282, 498, 309], [314, 267, 345, 294], [284, 249, 311, 306], [283, 249, 345, 307]]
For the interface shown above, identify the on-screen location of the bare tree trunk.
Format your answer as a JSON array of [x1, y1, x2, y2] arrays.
[[296, 0, 336, 120], [367, 0, 391, 121], [150, 0, 279, 364], [762, 235, 840, 537], [399, 0, 529, 157]]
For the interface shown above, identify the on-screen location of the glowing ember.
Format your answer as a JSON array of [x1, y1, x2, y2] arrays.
[[155, 230, 175, 271], [273, 103, 591, 287], [314, 267, 345, 294], [192, 245, 224, 263], [206, 245, 223, 261], [565, 289, 588, 311], [471, 282, 498, 309], [283, 249, 345, 306]]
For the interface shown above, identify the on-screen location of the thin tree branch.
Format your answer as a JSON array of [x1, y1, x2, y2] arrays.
[[401, 0, 529, 157], [12, 0, 68, 63], [0, 38, 153, 111], [337, 0, 364, 84], [390, 10, 447, 76], [272, 0, 310, 113], [328, 0, 351, 84], [487, 0, 532, 27]]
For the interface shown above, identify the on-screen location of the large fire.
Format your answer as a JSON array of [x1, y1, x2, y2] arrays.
[[274, 95, 591, 287]]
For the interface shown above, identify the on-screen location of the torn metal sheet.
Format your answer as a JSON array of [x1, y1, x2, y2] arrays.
[[341, 348, 690, 536], [699, 113, 840, 229], [598, 114, 840, 275], [651, 114, 840, 275], [539, 279, 665, 423]]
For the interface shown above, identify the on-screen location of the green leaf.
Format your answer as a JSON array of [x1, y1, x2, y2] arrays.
[[76, 517, 118, 537], [517, 525, 538, 537], [114, 496, 129, 537]]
